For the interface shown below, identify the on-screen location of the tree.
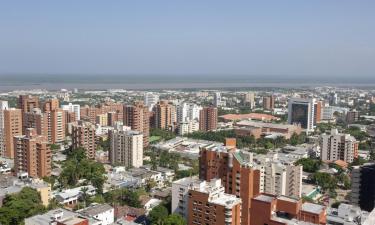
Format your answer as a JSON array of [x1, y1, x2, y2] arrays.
[[290, 133, 306, 146], [312, 172, 337, 191], [164, 214, 186, 225], [104, 188, 142, 208], [148, 205, 169, 225], [59, 148, 106, 193], [295, 158, 322, 173], [0, 187, 46, 225]]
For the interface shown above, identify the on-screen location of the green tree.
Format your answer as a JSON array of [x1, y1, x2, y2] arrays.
[[164, 214, 186, 225], [0, 187, 46, 225], [148, 205, 169, 225], [295, 158, 322, 173], [312, 172, 337, 191], [59, 148, 106, 193]]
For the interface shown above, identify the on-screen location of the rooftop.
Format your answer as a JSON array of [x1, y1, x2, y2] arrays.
[[301, 202, 325, 214], [254, 194, 275, 203], [77, 203, 113, 217], [220, 113, 279, 121]]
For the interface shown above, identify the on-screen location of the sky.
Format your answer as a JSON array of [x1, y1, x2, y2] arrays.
[[0, 1, 374, 79]]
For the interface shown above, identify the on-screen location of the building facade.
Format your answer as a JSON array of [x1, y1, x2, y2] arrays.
[[199, 107, 218, 132], [71, 121, 96, 159], [172, 177, 242, 225], [123, 101, 150, 147], [199, 140, 260, 225], [320, 129, 358, 163], [3, 108, 23, 158], [109, 128, 143, 168], [18, 95, 40, 113], [14, 128, 51, 178], [351, 163, 375, 212], [0, 101, 9, 156], [263, 95, 275, 110], [153, 100, 176, 130], [288, 98, 316, 132]]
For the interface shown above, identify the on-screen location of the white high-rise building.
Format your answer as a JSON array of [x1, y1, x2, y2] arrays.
[[0, 101, 9, 156], [178, 120, 199, 135], [176, 103, 201, 123], [287, 98, 316, 132], [144, 93, 159, 111], [320, 129, 358, 163], [109, 127, 143, 168], [263, 162, 302, 198], [244, 92, 255, 109], [62, 103, 80, 121], [213, 92, 225, 107]]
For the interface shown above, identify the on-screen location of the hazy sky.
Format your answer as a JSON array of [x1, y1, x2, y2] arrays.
[[0, 1, 374, 78]]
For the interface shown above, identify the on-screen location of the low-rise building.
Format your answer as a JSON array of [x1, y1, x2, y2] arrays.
[[234, 120, 302, 139], [77, 204, 114, 225], [54, 185, 96, 207], [250, 194, 326, 225]]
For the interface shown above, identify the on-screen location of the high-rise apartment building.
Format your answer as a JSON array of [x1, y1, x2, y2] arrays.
[[314, 101, 323, 124], [80, 105, 100, 124], [351, 163, 375, 212], [263, 95, 275, 110], [244, 92, 255, 109], [176, 103, 201, 123], [62, 103, 81, 121], [288, 98, 316, 131], [3, 108, 23, 158], [109, 128, 143, 168], [0, 101, 9, 156], [263, 162, 302, 198], [329, 92, 338, 106], [320, 129, 358, 163], [71, 121, 96, 159], [213, 92, 225, 107], [123, 101, 150, 147], [14, 128, 51, 178], [43, 99, 60, 112], [153, 100, 176, 130], [144, 92, 159, 111], [107, 112, 119, 126], [22, 108, 48, 136], [18, 95, 40, 113], [199, 107, 218, 131], [48, 109, 66, 143], [178, 120, 199, 135], [346, 110, 359, 124], [172, 177, 242, 225], [96, 114, 108, 126], [199, 140, 260, 225]]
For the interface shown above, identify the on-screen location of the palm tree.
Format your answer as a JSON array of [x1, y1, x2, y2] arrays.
[[80, 187, 89, 208]]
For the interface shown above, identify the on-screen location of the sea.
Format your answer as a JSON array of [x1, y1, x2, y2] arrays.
[[0, 74, 374, 91]]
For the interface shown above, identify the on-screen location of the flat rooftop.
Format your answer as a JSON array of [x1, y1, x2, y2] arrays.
[[301, 202, 325, 214], [254, 194, 275, 203]]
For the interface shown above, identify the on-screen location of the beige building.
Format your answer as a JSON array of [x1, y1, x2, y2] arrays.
[[0, 101, 9, 156], [3, 108, 23, 158], [14, 128, 51, 178], [123, 101, 150, 147], [109, 127, 143, 168], [71, 121, 96, 159], [263, 162, 303, 198], [172, 177, 242, 225], [321, 129, 358, 163], [199, 107, 218, 131], [153, 100, 176, 130], [96, 113, 108, 126], [18, 95, 40, 113]]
